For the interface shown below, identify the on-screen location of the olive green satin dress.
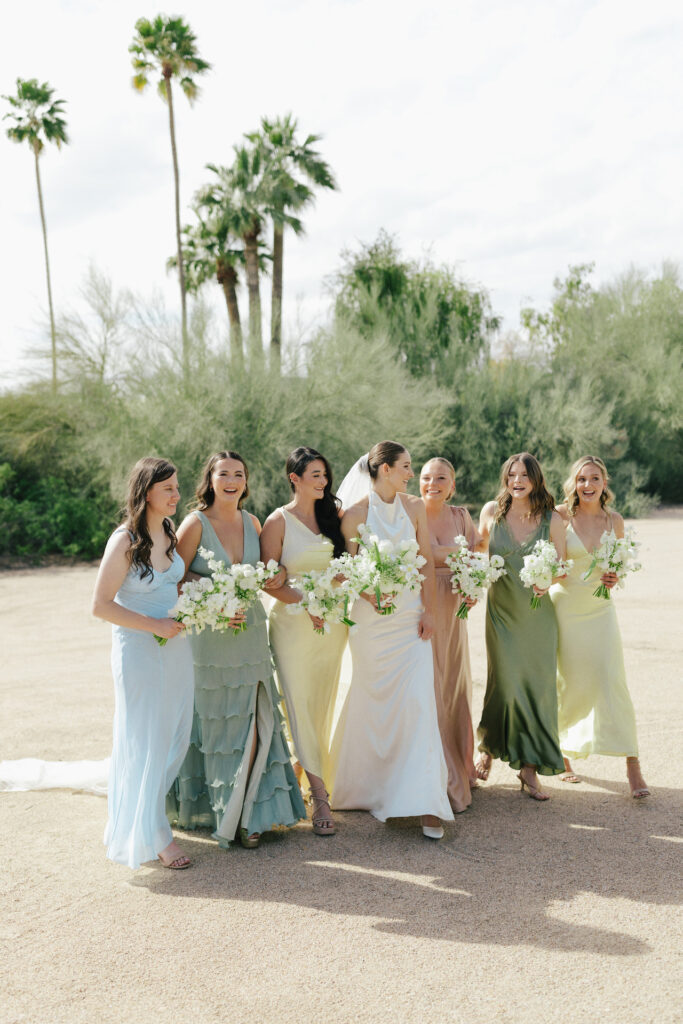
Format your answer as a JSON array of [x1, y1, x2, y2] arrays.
[[477, 513, 565, 775]]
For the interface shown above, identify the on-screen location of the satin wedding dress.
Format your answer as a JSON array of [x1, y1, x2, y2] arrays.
[[329, 491, 453, 822]]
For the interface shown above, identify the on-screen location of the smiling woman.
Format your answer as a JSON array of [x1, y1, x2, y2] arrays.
[[167, 450, 306, 850], [91, 456, 194, 870]]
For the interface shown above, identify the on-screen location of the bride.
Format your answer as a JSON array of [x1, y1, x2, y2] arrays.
[[329, 441, 453, 839]]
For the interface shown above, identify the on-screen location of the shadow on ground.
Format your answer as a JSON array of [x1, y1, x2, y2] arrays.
[[133, 776, 682, 957]]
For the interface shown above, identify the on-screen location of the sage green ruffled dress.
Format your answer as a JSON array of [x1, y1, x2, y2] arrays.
[[477, 513, 565, 776], [167, 511, 306, 845]]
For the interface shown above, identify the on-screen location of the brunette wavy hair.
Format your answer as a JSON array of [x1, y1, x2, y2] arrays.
[[563, 455, 614, 516], [193, 451, 250, 510], [286, 446, 345, 558], [494, 452, 555, 522], [124, 457, 178, 580]]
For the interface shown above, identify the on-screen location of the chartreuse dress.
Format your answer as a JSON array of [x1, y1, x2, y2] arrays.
[[268, 508, 347, 786], [550, 524, 638, 758], [167, 511, 306, 845], [477, 512, 565, 775]]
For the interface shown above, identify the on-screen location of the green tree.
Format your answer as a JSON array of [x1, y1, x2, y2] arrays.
[[331, 230, 500, 376], [2, 78, 68, 394], [249, 114, 338, 359], [169, 208, 246, 365], [129, 14, 211, 378]]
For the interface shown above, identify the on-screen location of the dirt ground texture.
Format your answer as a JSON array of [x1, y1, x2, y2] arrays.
[[1, 510, 681, 1024]]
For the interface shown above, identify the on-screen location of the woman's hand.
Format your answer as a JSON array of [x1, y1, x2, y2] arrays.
[[154, 617, 186, 640], [227, 612, 247, 629], [362, 591, 395, 613], [262, 565, 287, 591], [532, 585, 549, 598], [307, 612, 325, 631], [462, 595, 477, 610], [600, 571, 619, 589], [418, 611, 435, 641]]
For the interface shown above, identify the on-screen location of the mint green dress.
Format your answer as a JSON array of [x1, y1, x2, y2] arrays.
[[477, 513, 565, 775], [167, 511, 306, 845]]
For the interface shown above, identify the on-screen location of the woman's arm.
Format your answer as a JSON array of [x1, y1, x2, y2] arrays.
[[413, 501, 436, 641], [478, 501, 496, 553], [176, 514, 203, 584], [259, 510, 300, 605], [91, 531, 184, 639]]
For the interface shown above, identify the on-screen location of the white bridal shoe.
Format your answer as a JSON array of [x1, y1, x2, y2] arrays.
[[421, 824, 444, 840]]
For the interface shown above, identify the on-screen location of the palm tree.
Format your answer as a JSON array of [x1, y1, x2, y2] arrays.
[[249, 114, 338, 358], [129, 15, 210, 377], [2, 78, 68, 394], [168, 210, 245, 365]]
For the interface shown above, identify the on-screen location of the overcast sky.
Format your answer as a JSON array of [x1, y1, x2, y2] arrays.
[[1, 0, 682, 383]]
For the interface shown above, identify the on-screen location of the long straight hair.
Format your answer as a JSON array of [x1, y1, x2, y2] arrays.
[[494, 452, 554, 522], [286, 446, 345, 558], [124, 457, 177, 580]]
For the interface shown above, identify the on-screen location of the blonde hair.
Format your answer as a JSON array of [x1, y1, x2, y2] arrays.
[[420, 457, 456, 499], [564, 455, 614, 516]]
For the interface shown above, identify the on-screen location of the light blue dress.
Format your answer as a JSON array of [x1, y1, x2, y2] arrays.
[[105, 531, 194, 869]]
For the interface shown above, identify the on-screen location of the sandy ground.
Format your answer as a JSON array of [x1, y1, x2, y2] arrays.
[[1, 511, 681, 1024]]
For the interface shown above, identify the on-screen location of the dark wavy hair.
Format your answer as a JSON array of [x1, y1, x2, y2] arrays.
[[286, 447, 345, 558], [193, 451, 250, 510], [494, 452, 555, 522], [124, 457, 178, 580], [367, 440, 407, 479]]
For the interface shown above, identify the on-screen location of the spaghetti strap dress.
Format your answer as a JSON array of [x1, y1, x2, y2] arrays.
[[268, 508, 347, 784], [167, 510, 305, 845], [477, 512, 565, 775], [432, 505, 478, 812], [105, 532, 194, 868], [550, 523, 638, 757]]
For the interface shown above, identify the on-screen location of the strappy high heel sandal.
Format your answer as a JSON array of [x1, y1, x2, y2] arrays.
[[308, 786, 336, 836], [627, 757, 650, 799], [517, 768, 550, 801]]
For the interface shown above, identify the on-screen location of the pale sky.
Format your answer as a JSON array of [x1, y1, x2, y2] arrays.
[[1, 0, 682, 382]]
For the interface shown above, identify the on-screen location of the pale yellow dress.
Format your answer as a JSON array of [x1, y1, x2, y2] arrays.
[[550, 524, 638, 758], [268, 509, 348, 783]]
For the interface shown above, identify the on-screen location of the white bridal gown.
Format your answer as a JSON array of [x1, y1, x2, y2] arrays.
[[329, 491, 453, 823]]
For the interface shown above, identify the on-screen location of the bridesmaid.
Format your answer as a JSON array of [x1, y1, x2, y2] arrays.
[[420, 457, 482, 813], [261, 447, 347, 836], [92, 457, 194, 869], [330, 441, 453, 839], [169, 451, 306, 849], [551, 455, 649, 797], [476, 452, 566, 800]]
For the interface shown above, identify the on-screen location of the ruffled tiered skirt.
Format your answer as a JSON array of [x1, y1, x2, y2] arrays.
[[167, 609, 305, 845]]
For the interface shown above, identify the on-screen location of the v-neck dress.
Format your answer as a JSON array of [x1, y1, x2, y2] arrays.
[[431, 505, 478, 812], [477, 513, 565, 775], [549, 523, 638, 757], [106, 533, 194, 868], [268, 507, 347, 784], [167, 510, 305, 845]]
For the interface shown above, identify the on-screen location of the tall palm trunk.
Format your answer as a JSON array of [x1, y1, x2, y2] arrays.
[[270, 221, 284, 370], [217, 261, 243, 366], [33, 144, 57, 394], [243, 225, 262, 362], [164, 72, 188, 378]]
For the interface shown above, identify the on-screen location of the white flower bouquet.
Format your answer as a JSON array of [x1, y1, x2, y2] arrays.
[[583, 528, 642, 599], [155, 547, 280, 644], [350, 523, 426, 615], [520, 539, 573, 609], [287, 562, 359, 635], [445, 536, 507, 619]]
